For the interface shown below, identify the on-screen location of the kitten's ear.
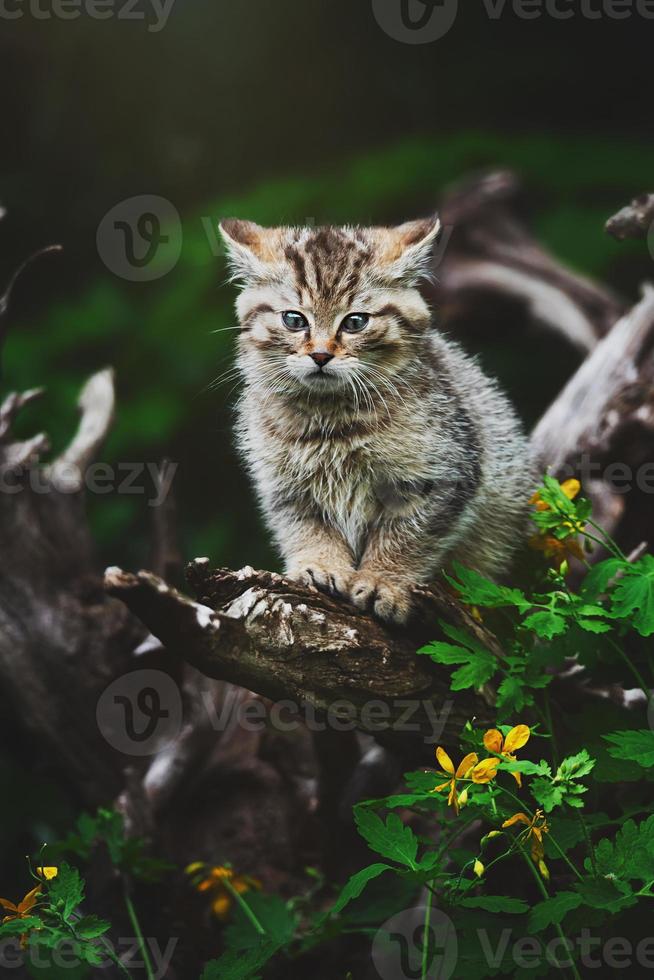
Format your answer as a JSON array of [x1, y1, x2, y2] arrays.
[[382, 215, 442, 285], [219, 219, 278, 284]]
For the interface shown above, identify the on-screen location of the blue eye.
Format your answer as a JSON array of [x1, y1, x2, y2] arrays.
[[341, 313, 370, 333], [282, 311, 309, 331]]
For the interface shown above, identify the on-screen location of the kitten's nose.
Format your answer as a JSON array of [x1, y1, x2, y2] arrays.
[[310, 351, 334, 368]]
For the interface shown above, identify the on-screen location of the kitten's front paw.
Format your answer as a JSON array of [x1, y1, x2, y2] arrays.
[[349, 572, 413, 625], [287, 561, 352, 599]]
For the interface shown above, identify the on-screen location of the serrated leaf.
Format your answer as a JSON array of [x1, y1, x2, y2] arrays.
[[577, 618, 611, 634], [327, 864, 395, 918], [496, 675, 530, 713], [49, 863, 85, 921], [591, 815, 654, 883], [531, 778, 565, 812], [528, 893, 582, 932], [611, 555, 654, 636], [0, 916, 43, 937], [446, 563, 532, 613], [522, 610, 568, 639], [574, 876, 636, 912], [557, 750, 595, 781], [603, 730, 654, 768], [450, 655, 497, 691], [582, 559, 624, 598], [353, 809, 418, 870], [74, 914, 111, 939]]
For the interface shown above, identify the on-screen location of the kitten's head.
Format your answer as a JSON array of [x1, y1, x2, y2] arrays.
[[219, 217, 441, 398]]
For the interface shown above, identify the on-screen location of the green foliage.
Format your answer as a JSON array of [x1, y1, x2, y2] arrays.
[[603, 730, 654, 768], [54, 807, 172, 882]]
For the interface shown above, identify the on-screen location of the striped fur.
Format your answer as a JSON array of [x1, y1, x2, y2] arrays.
[[219, 217, 536, 623]]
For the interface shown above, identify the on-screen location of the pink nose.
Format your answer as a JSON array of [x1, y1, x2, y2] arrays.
[[310, 351, 334, 368]]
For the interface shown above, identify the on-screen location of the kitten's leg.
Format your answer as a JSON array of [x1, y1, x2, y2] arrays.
[[277, 511, 356, 597], [351, 517, 439, 624]]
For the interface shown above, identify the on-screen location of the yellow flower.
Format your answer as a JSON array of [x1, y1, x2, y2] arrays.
[[186, 863, 261, 921], [530, 479, 585, 569], [0, 886, 41, 924], [530, 479, 580, 511], [0, 885, 42, 948], [473, 859, 485, 878], [529, 533, 584, 569], [483, 725, 530, 787], [502, 810, 550, 878], [36, 867, 58, 881], [432, 747, 499, 815]]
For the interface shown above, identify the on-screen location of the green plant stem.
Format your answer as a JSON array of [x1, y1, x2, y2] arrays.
[[517, 844, 582, 980], [421, 880, 434, 980], [222, 878, 266, 936], [586, 520, 628, 561], [123, 886, 155, 980]]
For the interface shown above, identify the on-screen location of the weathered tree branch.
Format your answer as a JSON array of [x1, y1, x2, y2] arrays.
[[606, 193, 654, 241], [104, 563, 495, 754]]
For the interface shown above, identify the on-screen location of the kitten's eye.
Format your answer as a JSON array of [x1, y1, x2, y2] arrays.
[[282, 311, 309, 332], [341, 313, 370, 334]]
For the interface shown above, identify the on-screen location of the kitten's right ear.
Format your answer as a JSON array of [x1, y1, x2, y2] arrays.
[[219, 219, 277, 285]]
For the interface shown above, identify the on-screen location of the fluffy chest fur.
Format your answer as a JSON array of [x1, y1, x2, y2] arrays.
[[238, 391, 435, 555]]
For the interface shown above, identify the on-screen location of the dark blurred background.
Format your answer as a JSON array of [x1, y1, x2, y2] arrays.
[[2, 1, 653, 573]]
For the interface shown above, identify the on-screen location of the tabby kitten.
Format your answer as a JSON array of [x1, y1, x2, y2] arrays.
[[219, 217, 535, 624]]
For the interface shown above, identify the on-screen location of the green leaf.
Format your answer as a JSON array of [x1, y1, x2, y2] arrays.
[[611, 554, 654, 636], [522, 610, 568, 639], [460, 896, 529, 914], [445, 563, 532, 613], [496, 675, 531, 713], [500, 759, 552, 777], [574, 876, 636, 912], [353, 809, 418, 870], [48, 863, 85, 921], [582, 558, 624, 598], [450, 656, 497, 691], [591, 815, 654, 883], [531, 778, 565, 812], [0, 916, 43, 937], [417, 638, 497, 691], [327, 864, 395, 918], [603, 730, 654, 768], [200, 939, 282, 980], [74, 915, 111, 939], [557, 750, 595, 781], [225, 894, 296, 949], [528, 892, 582, 932]]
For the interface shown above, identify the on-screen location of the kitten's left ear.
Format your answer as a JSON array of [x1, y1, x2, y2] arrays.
[[383, 215, 442, 285], [219, 219, 279, 284]]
